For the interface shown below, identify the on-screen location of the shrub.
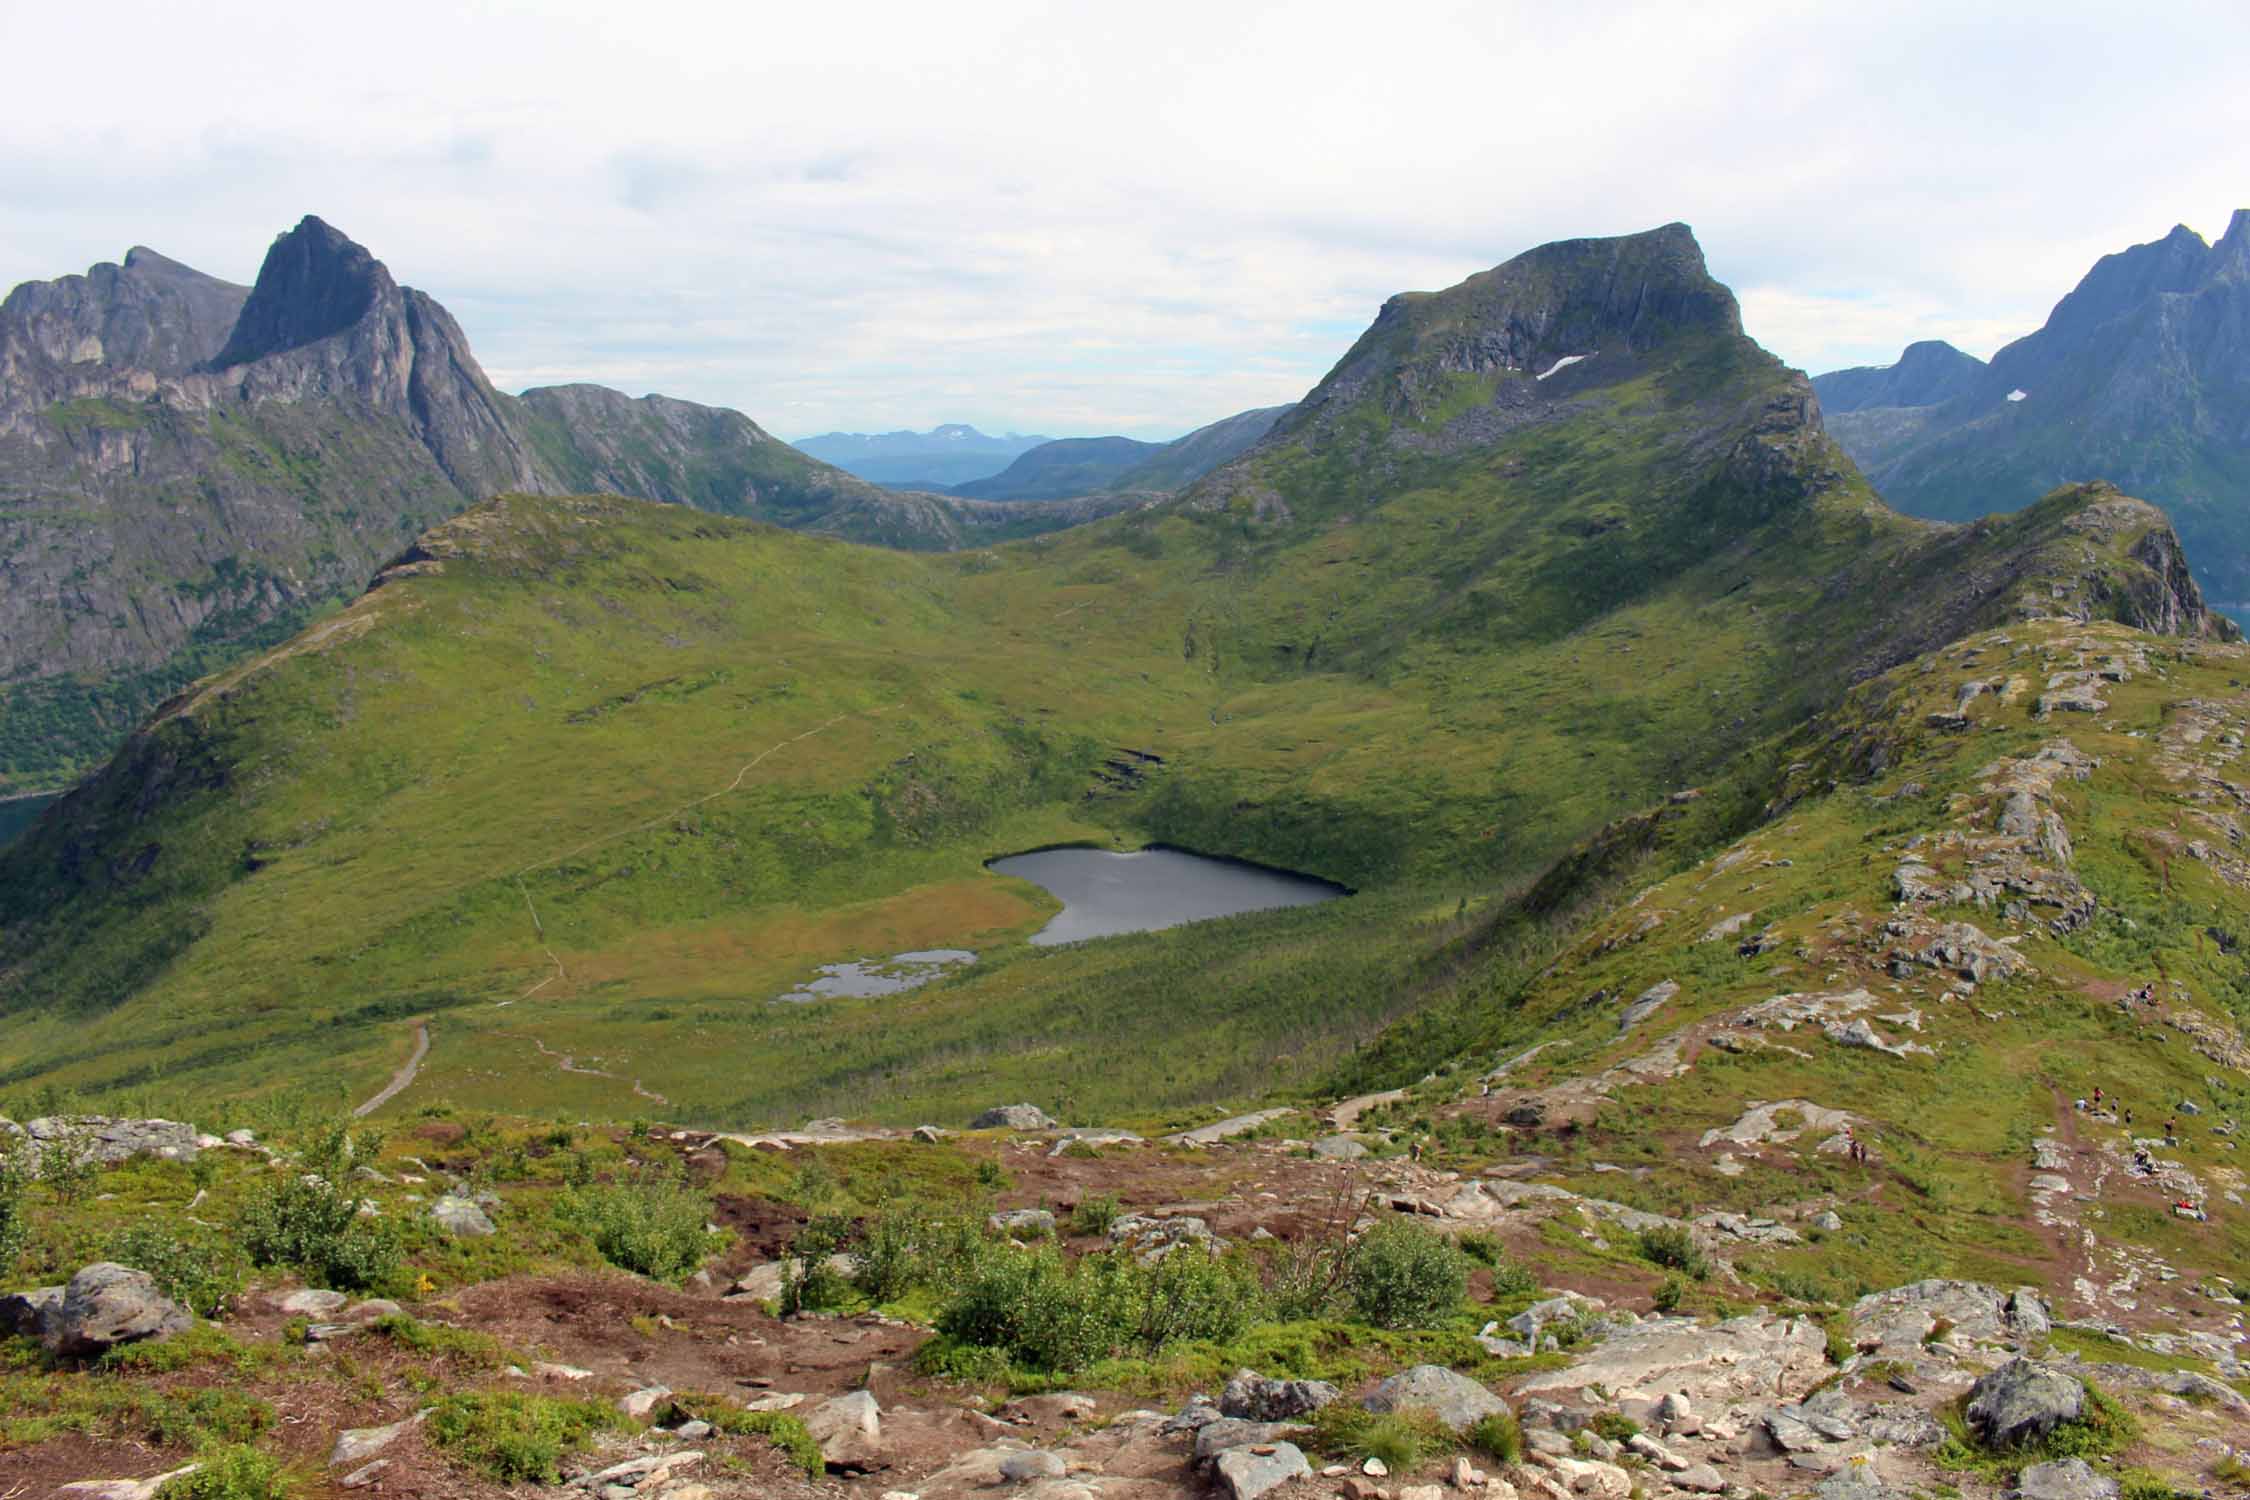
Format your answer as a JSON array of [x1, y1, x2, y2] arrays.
[[1651, 1275, 1686, 1314], [850, 1203, 924, 1305], [1071, 1194, 1122, 1237], [0, 1146, 29, 1273], [564, 1169, 715, 1282], [233, 1129, 400, 1293], [1589, 1411, 1640, 1443], [38, 1125, 99, 1206], [1635, 1225, 1708, 1280], [426, 1392, 619, 1484], [783, 1213, 856, 1314], [934, 1243, 1259, 1373], [108, 1225, 248, 1320], [1468, 1409, 1524, 1464], [665, 1394, 822, 1476], [1345, 1217, 1466, 1330], [156, 1443, 290, 1500]]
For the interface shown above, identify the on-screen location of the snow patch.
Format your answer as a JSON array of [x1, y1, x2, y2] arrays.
[[2006, 389, 2029, 402], [1536, 353, 1593, 381]]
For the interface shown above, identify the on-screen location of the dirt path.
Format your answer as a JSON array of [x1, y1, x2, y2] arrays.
[[353, 1021, 430, 1118]]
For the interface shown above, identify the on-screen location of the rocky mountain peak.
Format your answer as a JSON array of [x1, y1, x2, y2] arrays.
[[210, 215, 397, 368], [2208, 208, 2250, 277]]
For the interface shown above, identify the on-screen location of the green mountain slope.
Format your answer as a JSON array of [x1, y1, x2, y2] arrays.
[[0, 226, 2228, 1128], [0, 221, 1121, 797]]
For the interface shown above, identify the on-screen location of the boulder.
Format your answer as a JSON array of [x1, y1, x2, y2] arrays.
[[1192, 1418, 1297, 1463], [1965, 1360, 2084, 1450], [2014, 1459, 2120, 1500], [47, 1263, 191, 1357], [0, 1284, 64, 1341], [1213, 1441, 1310, 1500], [1000, 1451, 1068, 1482], [988, 1207, 1057, 1238], [23, 1116, 202, 1168], [803, 1389, 882, 1467], [428, 1195, 495, 1236], [1312, 1135, 1370, 1160], [1221, 1367, 1340, 1421], [970, 1104, 1055, 1131], [54, 1466, 202, 1500], [1673, 1465, 1725, 1493], [280, 1288, 349, 1316], [1850, 1280, 2045, 1358], [618, 1385, 673, 1418], [1362, 1364, 1508, 1432], [1508, 1293, 1604, 1340]]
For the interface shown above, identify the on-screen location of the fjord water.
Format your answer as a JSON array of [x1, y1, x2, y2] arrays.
[[989, 846, 1345, 946]]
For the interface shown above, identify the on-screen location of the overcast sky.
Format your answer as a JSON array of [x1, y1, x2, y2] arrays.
[[4, 1, 2244, 440]]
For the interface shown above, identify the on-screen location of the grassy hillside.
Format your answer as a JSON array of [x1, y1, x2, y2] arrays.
[[0, 227, 2230, 1127]]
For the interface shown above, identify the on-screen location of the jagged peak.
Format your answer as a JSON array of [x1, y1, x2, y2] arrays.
[[209, 215, 397, 368]]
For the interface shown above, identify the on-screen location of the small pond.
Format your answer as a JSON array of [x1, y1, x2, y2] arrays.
[[777, 949, 977, 1003], [987, 846, 1346, 947]]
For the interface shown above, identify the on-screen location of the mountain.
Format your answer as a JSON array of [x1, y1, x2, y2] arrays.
[[948, 405, 1297, 500], [792, 423, 1052, 487], [1110, 403, 1295, 491], [1815, 212, 2250, 605], [0, 219, 1125, 795], [949, 435, 1165, 499], [1811, 338, 1985, 413], [0, 221, 2229, 1125]]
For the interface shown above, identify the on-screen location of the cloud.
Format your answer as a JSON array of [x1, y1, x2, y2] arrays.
[[2, 0, 2244, 437]]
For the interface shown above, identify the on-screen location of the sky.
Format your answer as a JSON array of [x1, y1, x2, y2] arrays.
[[4, 1, 2245, 441]]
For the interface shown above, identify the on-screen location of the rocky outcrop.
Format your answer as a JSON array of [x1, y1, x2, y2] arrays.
[[1515, 1314, 1828, 1407], [1220, 1368, 1340, 1420], [45, 1263, 192, 1358], [971, 1103, 1056, 1130], [1362, 1364, 1509, 1431]]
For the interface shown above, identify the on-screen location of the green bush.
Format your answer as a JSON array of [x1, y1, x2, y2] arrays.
[[108, 1225, 248, 1320], [1468, 1409, 1524, 1464], [1652, 1275, 1686, 1314], [1345, 1217, 1466, 1330], [666, 1394, 822, 1476], [783, 1213, 855, 1314], [1589, 1411, 1640, 1443], [1309, 1403, 1448, 1470], [564, 1169, 716, 1283], [426, 1392, 619, 1484], [1635, 1225, 1708, 1280], [233, 1137, 399, 1294], [850, 1204, 924, 1304], [0, 1147, 29, 1274], [156, 1443, 290, 1500], [1071, 1194, 1122, 1237], [934, 1242, 1260, 1373]]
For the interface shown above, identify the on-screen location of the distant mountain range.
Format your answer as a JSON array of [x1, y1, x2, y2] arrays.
[[1815, 210, 2250, 604], [791, 424, 1053, 488], [0, 218, 1131, 793], [949, 405, 1296, 500]]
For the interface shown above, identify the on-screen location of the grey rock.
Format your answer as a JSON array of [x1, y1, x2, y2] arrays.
[[1311, 1135, 1369, 1160], [1361, 1364, 1508, 1432], [1193, 1419, 1297, 1463], [988, 1207, 1057, 1238], [1213, 1441, 1311, 1500], [329, 1410, 428, 1468], [803, 1389, 882, 1466], [429, 1195, 495, 1236], [0, 1284, 64, 1341], [1673, 1463, 1726, 1493], [2014, 1458, 2120, 1500], [22, 1116, 202, 1169], [618, 1386, 673, 1418], [1621, 980, 1680, 1030], [279, 1288, 349, 1316], [1220, 1368, 1340, 1420], [337, 1460, 390, 1489], [1107, 1214, 1219, 1259], [2006, 1287, 2052, 1339], [1965, 1359, 2085, 1450], [48, 1262, 191, 1357], [970, 1104, 1056, 1130], [1000, 1450, 1068, 1482]]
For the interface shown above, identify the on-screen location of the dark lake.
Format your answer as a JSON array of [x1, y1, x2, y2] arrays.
[[0, 794, 56, 851], [987, 846, 1346, 946]]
